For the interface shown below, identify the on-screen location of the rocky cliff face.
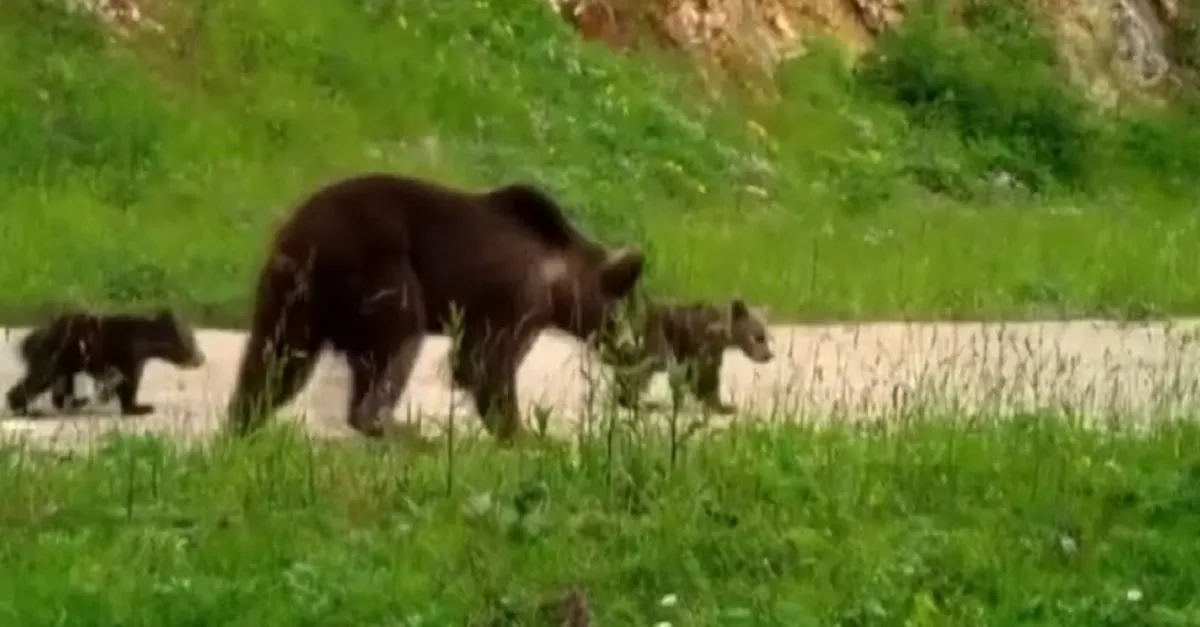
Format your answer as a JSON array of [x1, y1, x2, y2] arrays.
[[550, 0, 1193, 107]]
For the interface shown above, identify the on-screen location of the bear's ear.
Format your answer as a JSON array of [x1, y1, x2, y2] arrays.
[[730, 298, 749, 319], [600, 247, 645, 298]]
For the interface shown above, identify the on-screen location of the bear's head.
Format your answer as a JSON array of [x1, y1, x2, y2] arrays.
[[547, 245, 646, 343]]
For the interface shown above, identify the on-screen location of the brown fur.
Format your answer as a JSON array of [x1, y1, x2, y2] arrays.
[[6, 308, 205, 416], [601, 296, 773, 413], [225, 172, 646, 441]]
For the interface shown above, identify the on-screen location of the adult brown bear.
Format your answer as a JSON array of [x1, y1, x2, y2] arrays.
[[226, 172, 646, 442]]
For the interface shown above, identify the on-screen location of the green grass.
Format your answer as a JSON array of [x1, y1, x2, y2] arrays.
[[1, 0, 1199, 325], [1, 415, 1199, 625]]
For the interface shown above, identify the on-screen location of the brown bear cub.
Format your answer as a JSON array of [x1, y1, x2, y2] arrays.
[[6, 308, 206, 417], [225, 172, 646, 442], [601, 296, 774, 414]]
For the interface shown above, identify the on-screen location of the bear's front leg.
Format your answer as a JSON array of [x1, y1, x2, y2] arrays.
[[455, 328, 528, 444], [470, 373, 523, 443], [344, 273, 427, 440], [346, 337, 424, 438]]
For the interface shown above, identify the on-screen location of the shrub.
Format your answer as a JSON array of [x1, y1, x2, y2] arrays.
[[855, 0, 1093, 193]]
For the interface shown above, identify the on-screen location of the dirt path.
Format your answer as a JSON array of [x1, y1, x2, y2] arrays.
[[2, 319, 1200, 451]]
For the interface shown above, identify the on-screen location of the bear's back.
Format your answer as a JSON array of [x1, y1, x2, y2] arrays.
[[276, 173, 593, 262], [270, 173, 608, 323]]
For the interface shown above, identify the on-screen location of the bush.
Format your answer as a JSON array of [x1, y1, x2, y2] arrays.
[[855, 0, 1093, 193], [1105, 110, 1200, 192]]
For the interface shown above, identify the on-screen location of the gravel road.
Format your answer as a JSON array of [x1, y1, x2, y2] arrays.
[[2, 319, 1198, 451]]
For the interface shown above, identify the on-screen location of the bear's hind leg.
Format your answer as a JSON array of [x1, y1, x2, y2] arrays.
[[226, 305, 321, 437], [227, 334, 320, 436], [227, 259, 326, 437]]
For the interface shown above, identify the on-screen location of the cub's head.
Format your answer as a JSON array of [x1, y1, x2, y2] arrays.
[[725, 299, 773, 364], [146, 308, 206, 369]]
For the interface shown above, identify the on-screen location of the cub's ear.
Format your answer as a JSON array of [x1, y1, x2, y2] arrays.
[[600, 246, 645, 298], [153, 307, 174, 321], [730, 298, 749, 319]]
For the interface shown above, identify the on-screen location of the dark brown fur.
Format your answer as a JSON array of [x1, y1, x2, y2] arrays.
[[601, 296, 773, 413], [6, 308, 206, 416], [225, 172, 646, 441]]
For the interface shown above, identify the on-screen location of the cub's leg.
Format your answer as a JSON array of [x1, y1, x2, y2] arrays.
[[611, 367, 646, 409], [606, 324, 670, 411], [690, 354, 736, 415], [6, 355, 62, 417], [111, 361, 154, 416], [93, 367, 122, 405], [611, 356, 660, 410], [50, 374, 89, 413]]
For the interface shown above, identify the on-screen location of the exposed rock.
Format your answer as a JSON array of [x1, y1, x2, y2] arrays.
[[849, 0, 906, 35], [547, 0, 1192, 106], [1040, 0, 1174, 106], [554, 0, 643, 51], [50, 0, 1197, 107], [1114, 0, 1170, 86], [58, 0, 163, 37]]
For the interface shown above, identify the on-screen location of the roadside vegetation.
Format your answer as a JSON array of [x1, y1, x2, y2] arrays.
[[3, 412, 1200, 625]]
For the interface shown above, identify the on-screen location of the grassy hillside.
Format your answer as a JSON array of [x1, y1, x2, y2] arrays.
[[2, 0, 1199, 325]]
